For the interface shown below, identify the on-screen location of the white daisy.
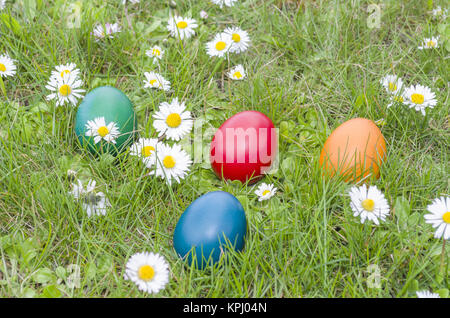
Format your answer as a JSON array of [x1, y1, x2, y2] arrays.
[[424, 196, 450, 240], [432, 6, 448, 19], [349, 184, 390, 225], [166, 16, 198, 40], [416, 290, 441, 298], [206, 32, 232, 58], [145, 46, 164, 63], [129, 138, 160, 168], [45, 73, 85, 107], [380, 74, 404, 95], [418, 36, 440, 49], [0, 0, 5, 10], [69, 179, 110, 217], [92, 23, 121, 41], [223, 27, 251, 54], [211, 0, 238, 8], [124, 252, 170, 294], [152, 143, 192, 185], [0, 54, 17, 78], [254, 183, 277, 202], [83, 191, 111, 217], [84, 117, 121, 144], [152, 98, 193, 141], [51, 63, 80, 80], [387, 93, 407, 108], [69, 179, 95, 200], [143, 71, 171, 91], [403, 84, 437, 116], [227, 64, 246, 80]]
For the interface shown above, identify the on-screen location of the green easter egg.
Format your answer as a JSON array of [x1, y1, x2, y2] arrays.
[[74, 86, 137, 155]]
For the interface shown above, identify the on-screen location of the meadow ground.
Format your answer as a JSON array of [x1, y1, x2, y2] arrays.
[[0, 0, 449, 298]]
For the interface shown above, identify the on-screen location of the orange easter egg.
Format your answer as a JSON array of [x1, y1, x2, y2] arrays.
[[319, 118, 386, 182]]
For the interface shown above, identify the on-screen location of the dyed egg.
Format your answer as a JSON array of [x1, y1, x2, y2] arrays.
[[210, 111, 277, 184], [319, 118, 386, 182], [74, 86, 137, 155], [173, 191, 247, 269]]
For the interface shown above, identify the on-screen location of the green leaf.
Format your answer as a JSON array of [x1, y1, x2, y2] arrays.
[[32, 268, 56, 284], [42, 285, 62, 298], [406, 279, 419, 294], [0, 14, 23, 35], [393, 196, 410, 230], [436, 289, 449, 298]]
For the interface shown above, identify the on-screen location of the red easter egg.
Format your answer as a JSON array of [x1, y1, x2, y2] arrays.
[[210, 111, 277, 184]]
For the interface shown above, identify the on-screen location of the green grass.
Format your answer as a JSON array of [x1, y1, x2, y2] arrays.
[[0, 0, 449, 298]]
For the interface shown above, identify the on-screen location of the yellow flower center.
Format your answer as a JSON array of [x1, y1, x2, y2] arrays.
[[393, 95, 404, 103], [163, 155, 176, 168], [361, 199, 375, 212], [388, 82, 397, 92], [0, 63, 6, 72], [60, 69, 70, 78], [166, 113, 182, 128], [411, 93, 424, 104], [443, 212, 450, 224], [97, 126, 109, 137], [233, 71, 242, 79], [59, 84, 72, 96], [137, 265, 155, 282], [262, 190, 271, 196], [153, 48, 161, 56], [141, 145, 155, 158], [427, 40, 436, 47], [177, 21, 188, 29], [149, 79, 158, 86], [215, 41, 227, 51], [232, 33, 241, 42]]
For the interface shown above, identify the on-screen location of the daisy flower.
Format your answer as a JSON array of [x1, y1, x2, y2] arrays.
[[424, 196, 450, 240], [432, 6, 448, 19], [145, 46, 164, 63], [418, 36, 440, 49], [0, 54, 16, 78], [254, 183, 277, 201], [124, 252, 169, 294], [227, 64, 246, 80], [122, 0, 140, 4], [92, 23, 121, 41], [349, 184, 390, 225], [84, 117, 121, 144], [206, 32, 232, 58], [129, 138, 160, 168], [0, 0, 5, 10], [143, 71, 171, 91], [211, 0, 238, 8], [416, 290, 441, 298], [45, 73, 85, 107], [403, 84, 437, 116], [51, 63, 80, 80], [152, 98, 193, 141], [69, 179, 110, 217], [83, 191, 110, 217], [152, 143, 192, 185], [223, 27, 251, 54], [380, 74, 403, 95], [166, 15, 198, 40], [200, 10, 208, 19], [69, 179, 96, 200], [387, 93, 407, 108]]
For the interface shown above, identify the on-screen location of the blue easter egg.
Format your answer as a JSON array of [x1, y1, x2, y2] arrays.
[[173, 191, 247, 269]]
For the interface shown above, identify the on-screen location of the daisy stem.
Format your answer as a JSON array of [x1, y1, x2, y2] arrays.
[[0, 76, 7, 97], [440, 239, 447, 275]]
